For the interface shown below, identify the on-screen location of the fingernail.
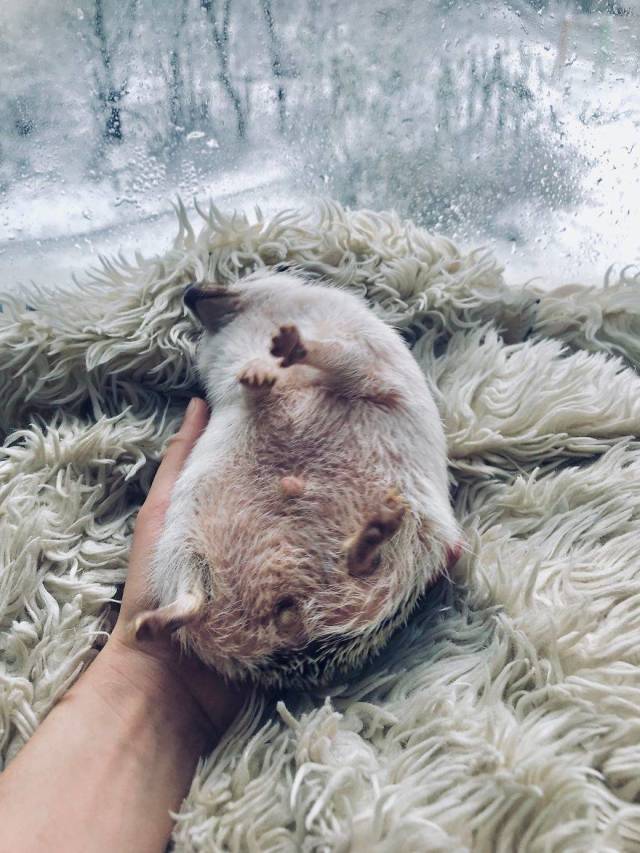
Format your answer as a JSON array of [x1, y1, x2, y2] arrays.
[[185, 398, 199, 418]]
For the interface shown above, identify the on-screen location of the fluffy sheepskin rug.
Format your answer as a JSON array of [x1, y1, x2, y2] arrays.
[[2, 202, 640, 852]]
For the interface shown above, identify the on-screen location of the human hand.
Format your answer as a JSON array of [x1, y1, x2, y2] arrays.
[[0, 399, 249, 853], [101, 398, 249, 742]]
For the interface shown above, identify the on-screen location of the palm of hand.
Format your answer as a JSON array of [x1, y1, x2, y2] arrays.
[[108, 399, 250, 735]]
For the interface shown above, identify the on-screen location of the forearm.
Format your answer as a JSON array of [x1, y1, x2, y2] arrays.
[[0, 644, 211, 853]]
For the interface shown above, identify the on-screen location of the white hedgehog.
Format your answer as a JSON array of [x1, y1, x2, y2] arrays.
[[133, 271, 462, 687]]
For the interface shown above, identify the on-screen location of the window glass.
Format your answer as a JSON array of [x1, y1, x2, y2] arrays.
[[2, 1, 639, 288]]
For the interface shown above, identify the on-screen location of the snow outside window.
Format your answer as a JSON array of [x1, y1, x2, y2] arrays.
[[2, 1, 639, 289]]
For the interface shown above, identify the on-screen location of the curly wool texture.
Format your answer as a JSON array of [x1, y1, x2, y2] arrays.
[[1, 202, 640, 851]]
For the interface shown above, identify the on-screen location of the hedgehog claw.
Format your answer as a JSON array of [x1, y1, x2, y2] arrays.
[[238, 359, 277, 393]]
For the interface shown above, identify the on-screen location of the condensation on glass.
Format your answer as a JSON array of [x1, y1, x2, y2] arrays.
[[1, 0, 639, 287]]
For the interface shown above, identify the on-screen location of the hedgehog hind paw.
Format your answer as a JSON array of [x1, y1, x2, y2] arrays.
[[345, 489, 407, 577], [131, 590, 205, 643]]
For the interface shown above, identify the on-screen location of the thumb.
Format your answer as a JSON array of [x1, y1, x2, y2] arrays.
[[118, 398, 209, 628], [146, 397, 210, 506]]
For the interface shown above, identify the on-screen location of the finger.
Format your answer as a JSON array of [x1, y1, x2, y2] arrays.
[[146, 397, 209, 505]]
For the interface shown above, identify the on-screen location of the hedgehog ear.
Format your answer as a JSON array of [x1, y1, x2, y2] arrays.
[[184, 284, 243, 332], [131, 591, 205, 643]]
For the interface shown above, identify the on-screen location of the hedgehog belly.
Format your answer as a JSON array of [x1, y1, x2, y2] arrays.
[[180, 397, 431, 684]]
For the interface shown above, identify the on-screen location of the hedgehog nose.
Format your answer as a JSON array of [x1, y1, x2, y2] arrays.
[[184, 284, 242, 331], [183, 284, 202, 312], [184, 283, 229, 312]]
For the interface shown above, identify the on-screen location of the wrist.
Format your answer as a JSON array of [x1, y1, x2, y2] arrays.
[[79, 639, 214, 752]]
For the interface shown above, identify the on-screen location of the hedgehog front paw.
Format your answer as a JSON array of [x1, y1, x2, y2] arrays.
[[238, 359, 277, 393], [270, 324, 307, 368]]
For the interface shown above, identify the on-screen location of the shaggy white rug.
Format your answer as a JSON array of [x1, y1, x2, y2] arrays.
[[1, 202, 640, 852]]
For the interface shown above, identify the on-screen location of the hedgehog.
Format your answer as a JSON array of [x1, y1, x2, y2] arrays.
[[133, 271, 462, 688]]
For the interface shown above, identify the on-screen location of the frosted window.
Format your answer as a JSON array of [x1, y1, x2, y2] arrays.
[[2, 1, 639, 288]]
